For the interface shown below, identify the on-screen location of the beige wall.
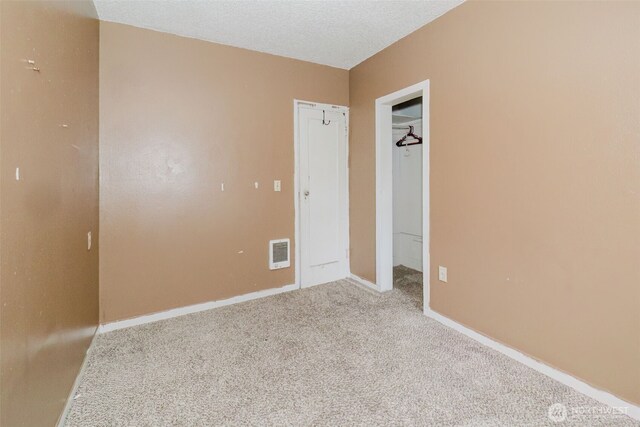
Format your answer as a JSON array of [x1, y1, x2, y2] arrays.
[[349, 1, 640, 405], [0, 1, 100, 425], [99, 22, 349, 323], [2, 2, 635, 419]]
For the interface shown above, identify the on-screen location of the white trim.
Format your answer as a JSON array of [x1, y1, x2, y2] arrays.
[[375, 80, 430, 308], [293, 99, 350, 289], [345, 109, 351, 283], [56, 330, 98, 427], [294, 101, 301, 288], [425, 308, 640, 422], [422, 83, 431, 310], [349, 274, 380, 293], [98, 283, 298, 333]]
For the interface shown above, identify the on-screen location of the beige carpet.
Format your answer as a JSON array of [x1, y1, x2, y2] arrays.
[[65, 266, 637, 426]]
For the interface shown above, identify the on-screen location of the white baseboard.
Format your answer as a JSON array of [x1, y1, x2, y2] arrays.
[[424, 308, 640, 422], [349, 273, 381, 293], [98, 283, 299, 334], [56, 330, 98, 427]]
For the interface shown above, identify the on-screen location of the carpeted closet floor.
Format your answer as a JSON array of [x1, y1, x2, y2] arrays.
[[65, 266, 636, 426]]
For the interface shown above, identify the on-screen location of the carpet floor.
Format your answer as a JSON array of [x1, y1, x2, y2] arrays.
[[65, 266, 637, 426]]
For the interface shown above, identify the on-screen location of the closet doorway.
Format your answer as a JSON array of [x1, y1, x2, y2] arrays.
[[375, 81, 430, 313], [392, 97, 424, 297]]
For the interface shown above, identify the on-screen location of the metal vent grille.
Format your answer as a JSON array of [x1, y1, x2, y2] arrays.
[[269, 239, 290, 270], [272, 242, 288, 263]]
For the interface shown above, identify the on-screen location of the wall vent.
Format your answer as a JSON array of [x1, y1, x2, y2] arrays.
[[269, 239, 290, 270]]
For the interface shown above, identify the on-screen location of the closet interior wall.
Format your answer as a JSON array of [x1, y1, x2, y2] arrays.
[[392, 99, 423, 272]]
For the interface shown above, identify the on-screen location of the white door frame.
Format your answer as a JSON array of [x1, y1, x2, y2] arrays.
[[375, 80, 430, 311], [293, 99, 350, 289]]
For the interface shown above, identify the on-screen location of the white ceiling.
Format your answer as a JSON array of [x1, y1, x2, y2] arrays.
[[93, 0, 463, 70]]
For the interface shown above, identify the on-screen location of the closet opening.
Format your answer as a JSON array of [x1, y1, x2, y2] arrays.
[[392, 97, 423, 309], [374, 80, 430, 313]]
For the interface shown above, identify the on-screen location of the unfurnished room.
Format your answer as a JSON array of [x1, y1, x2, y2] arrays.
[[1, 0, 639, 426]]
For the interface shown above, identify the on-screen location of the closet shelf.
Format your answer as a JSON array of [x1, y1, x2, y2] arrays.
[[392, 114, 421, 125]]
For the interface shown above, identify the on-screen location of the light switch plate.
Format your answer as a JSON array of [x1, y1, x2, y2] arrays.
[[438, 266, 448, 283], [274, 180, 281, 192]]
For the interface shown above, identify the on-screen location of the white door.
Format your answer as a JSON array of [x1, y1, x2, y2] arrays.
[[298, 105, 349, 288]]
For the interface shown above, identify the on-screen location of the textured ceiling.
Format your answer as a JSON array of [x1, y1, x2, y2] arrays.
[[93, 0, 463, 69]]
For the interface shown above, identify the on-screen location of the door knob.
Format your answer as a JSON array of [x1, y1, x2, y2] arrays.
[[304, 190, 310, 196]]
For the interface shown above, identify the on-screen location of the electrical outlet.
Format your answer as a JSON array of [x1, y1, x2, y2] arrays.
[[438, 266, 448, 283], [274, 180, 281, 192]]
